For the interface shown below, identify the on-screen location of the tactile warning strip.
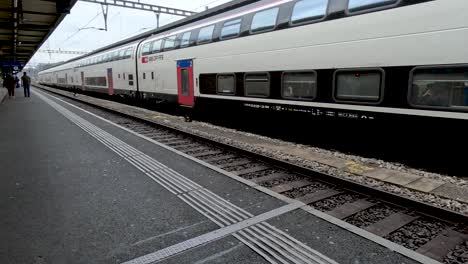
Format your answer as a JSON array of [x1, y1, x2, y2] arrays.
[[36, 90, 338, 264]]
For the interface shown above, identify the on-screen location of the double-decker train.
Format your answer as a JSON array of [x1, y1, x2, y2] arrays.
[[38, 0, 468, 125]]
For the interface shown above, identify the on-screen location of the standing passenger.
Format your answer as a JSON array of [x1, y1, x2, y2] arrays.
[[14, 75, 20, 89], [21, 72, 31, 98], [3, 74, 15, 99]]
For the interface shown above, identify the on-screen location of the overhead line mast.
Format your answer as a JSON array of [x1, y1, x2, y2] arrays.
[[79, 0, 197, 30]]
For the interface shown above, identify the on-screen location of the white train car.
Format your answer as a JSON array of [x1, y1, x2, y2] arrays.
[[39, 0, 468, 121]]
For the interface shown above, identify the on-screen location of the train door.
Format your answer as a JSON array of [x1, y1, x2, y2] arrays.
[[65, 73, 68, 85], [81, 71, 84, 90], [176, 59, 194, 107], [107, 68, 114, 95]]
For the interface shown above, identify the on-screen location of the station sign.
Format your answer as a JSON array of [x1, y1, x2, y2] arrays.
[[2, 61, 24, 67]]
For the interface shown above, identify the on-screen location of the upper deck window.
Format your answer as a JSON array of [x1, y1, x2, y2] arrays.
[[348, 0, 398, 13], [334, 69, 384, 103], [111, 51, 119, 61], [164, 35, 177, 50], [410, 67, 468, 109], [118, 49, 125, 59], [220, 18, 242, 39], [124, 47, 133, 59], [141, 42, 151, 56], [251, 7, 279, 33], [197, 25, 215, 44], [151, 40, 162, 53], [291, 0, 328, 24], [180, 32, 191, 47]]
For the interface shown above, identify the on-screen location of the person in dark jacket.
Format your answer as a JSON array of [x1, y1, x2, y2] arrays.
[[3, 74, 15, 99], [21, 72, 31, 97], [14, 75, 20, 89]]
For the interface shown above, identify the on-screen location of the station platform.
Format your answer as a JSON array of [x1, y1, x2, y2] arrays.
[[0, 89, 433, 264]]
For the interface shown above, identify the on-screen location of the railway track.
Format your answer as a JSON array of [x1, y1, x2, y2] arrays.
[[40, 88, 468, 264]]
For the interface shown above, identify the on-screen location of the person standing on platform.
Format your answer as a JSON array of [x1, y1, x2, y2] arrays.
[[14, 75, 20, 89], [21, 72, 31, 98], [3, 74, 15, 99]]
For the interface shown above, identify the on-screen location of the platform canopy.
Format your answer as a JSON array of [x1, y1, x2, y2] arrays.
[[0, 0, 77, 73]]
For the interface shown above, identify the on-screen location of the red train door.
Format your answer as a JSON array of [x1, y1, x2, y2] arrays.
[[107, 68, 114, 95], [81, 71, 85, 90], [177, 59, 194, 107]]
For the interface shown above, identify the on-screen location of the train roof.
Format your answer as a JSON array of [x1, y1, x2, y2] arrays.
[[43, 0, 260, 68]]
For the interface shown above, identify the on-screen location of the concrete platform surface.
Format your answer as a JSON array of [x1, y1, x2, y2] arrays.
[[0, 89, 430, 264]]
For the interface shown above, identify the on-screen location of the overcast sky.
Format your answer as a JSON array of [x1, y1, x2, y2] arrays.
[[26, 0, 231, 68]]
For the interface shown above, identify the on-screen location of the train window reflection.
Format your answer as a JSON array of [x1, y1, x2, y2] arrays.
[[164, 36, 177, 50], [124, 47, 133, 59], [221, 19, 242, 39], [348, 0, 397, 12], [151, 40, 162, 53], [251, 8, 279, 33], [197, 25, 215, 44], [181, 69, 189, 96], [141, 42, 151, 56], [410, 68, 468, 108], [282, 72, 317, 100], [291, 0, 327, 24], [180, 32, 191, 47], [335, 70, 383, 102], [217, 74, 236, 95], [245, 73, 270, 97]]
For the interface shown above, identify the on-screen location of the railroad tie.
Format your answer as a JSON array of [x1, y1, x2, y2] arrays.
[[363, 212, 419, 237], [202, 154, 236, 162], [297, 189, 342, 205], [327, 199, 375, 220], [232, 166, 269, 175], [270, 180, 312, 193], [251, 172, 290, 184], [191, 150, 223, 158], [218, 159, 251, 169], [416, 228, 468, 261]]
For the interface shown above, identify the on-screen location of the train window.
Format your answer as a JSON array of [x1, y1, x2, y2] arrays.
[[128, 74, 134, 81], [282, 71, 317, 100], [118, 49, 125, 60], [143, 72, 146, 79], [291, 0, 328, 25], [250, 7, 279, 33], [245, 73, 270, 97], [151, 72, 154, 80], [123, 73, 126, 80], [348, 0, 398, 13], [409, 67, 468, 109], [141, 42, 151, 56], [197, 25, 215, 44], [180, 32, 191, 47], [334, 69, 384, 103], [110, 51, 116, 61], [217, 74, 236, 95], [163, 35, 177, 50], [118, 74, 120, 79], [181, 69, 189, 96], [85, 77, 107, 86], [124, 47, 133, 59], [220, 18, 242, 39], [151, 40, 162, 53]]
